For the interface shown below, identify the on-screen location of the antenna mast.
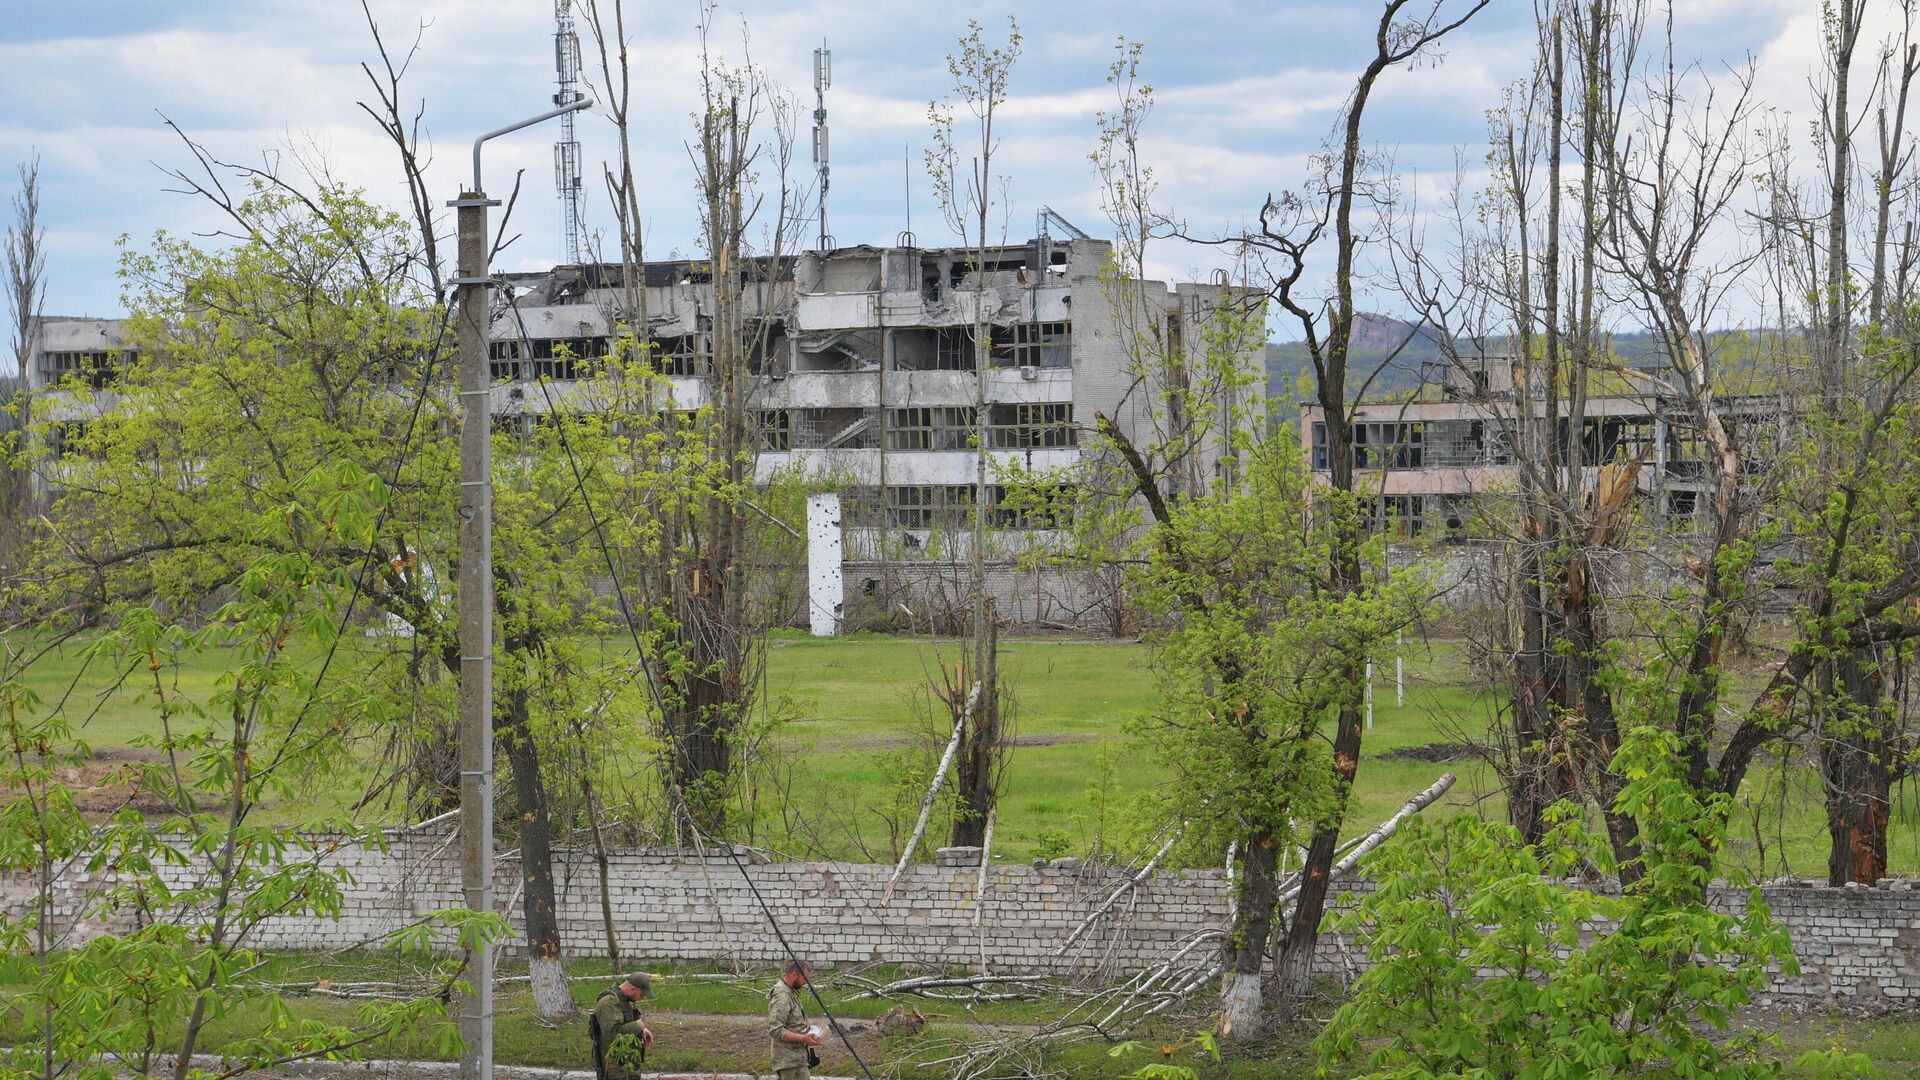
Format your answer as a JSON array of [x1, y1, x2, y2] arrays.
[[812, 41, 831, 249], [553, 0, 587, 263]]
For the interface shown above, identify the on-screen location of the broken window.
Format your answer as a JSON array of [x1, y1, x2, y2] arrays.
[[45, 420, 90, 459], [884, 485, 980, 529], [886, 406, 975, 451], [40, 350, 122, 390], [1361, 494, 1426, 536], [489, 337, 608, 381], [987, 402, 1075, 449], [650, 335, 703, 377], [988, 483, 1074, 529], [892, 327, 977, 371], [753, 409, 791, 451], [1353, 422, 1422, 469], [489, 341, 522, 382], [988, 322, 1070, 369]]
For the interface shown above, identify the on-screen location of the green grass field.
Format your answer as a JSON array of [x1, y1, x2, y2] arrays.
[[7, 627, 1917, 876], [0, 950, 1913, 1078]]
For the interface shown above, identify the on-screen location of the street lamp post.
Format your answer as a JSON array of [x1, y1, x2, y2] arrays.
[[451, 97, 591, 1080]]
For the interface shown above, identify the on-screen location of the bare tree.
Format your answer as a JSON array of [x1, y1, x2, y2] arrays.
[[926, 17, 1021, 849], [3, 154, 45, 555], [1235, 0, 1488, 1016]]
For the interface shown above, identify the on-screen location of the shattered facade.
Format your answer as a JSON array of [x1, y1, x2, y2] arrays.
[[1296, 354, 1787, 537], [26, 234, 1265, 628]]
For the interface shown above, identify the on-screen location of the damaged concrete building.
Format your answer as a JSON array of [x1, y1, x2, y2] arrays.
[[26, 232, 1264, 629], [1296, 353, 1786, 538]]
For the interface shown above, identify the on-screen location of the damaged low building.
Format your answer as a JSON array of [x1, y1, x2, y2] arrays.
[[24, 229, 1265, 629], [1296, 354, 1787, 538]]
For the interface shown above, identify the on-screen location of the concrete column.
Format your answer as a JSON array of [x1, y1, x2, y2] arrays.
[[452, 191, 495, 1080], [807, 493, 844, 636]]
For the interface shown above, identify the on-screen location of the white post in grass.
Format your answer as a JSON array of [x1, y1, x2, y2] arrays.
[[1365, 659, 1374, 731], [1396, 630, 1404, 708]]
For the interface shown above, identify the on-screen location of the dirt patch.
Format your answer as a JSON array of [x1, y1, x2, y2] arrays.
[[1379, 741, 1487, 763], [49, 760, 175, 814], [89, 746, 162, 763]]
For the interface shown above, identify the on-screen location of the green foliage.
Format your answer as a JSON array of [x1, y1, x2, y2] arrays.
[[0, 468, 505, 1080], [1128, 442, 1429, 863], [1317, 726, 1876, 1080], [605, 1032, 646, 1071]]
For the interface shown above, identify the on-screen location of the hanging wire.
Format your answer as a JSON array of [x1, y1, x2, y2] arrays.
[[503, 289, 877, 1080]]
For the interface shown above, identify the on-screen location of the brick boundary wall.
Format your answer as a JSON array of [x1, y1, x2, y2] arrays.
[[7, 835, 1919, 1010]]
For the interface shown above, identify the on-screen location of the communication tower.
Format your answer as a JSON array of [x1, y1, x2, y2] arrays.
[[812, 42, 831, 249], [553, 1, 588, 263]]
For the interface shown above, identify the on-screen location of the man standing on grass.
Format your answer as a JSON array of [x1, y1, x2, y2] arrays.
[[769, 960, 823, 1080], [590, 973, 655, 1080]]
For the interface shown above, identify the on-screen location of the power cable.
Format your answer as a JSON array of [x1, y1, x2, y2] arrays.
[[257, 284, 458, 787], [503, 289, 877, 1080]]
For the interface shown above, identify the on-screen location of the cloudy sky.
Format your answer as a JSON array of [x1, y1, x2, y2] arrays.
[[0, 0, 1868, 343]]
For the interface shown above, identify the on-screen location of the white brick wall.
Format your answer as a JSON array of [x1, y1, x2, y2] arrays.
[[11, 836, 1920, 1009]]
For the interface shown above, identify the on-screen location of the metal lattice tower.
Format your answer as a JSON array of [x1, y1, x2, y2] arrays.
[[553, 1, 587, 264], [812, 42, 831, 250]]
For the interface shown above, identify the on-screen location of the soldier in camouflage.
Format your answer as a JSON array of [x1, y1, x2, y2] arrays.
[[590, 973, 654, 1080], [768, 960, 821, 1080]]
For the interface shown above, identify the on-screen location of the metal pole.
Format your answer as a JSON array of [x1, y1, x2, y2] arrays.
[[453, 188, 497, 1080]]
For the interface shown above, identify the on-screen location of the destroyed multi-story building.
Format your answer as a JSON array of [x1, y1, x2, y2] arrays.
[[26, 231, 1264, 626], [1296, 354, 1786, 536]]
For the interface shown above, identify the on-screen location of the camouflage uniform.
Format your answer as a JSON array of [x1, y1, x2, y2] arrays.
[[768, 978, 811, 1080], [591, 983, 649, 1080]]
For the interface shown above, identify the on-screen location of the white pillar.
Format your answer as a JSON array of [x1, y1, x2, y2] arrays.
[[1365, 659, 1374, 731], [807, 493, 844, 636]]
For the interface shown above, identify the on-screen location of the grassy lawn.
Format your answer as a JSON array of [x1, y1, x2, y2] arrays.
[[7, 627, 1916, 877]]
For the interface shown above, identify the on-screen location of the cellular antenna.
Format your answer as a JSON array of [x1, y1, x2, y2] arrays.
[[553, 0, 588, 263], [812, 40, 831, 250]]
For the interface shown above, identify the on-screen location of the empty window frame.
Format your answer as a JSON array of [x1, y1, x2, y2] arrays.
[[987, 402, 1075, 449], [988, 483, 1074, 529], [753, 409, 792, 451], [886, 406, 975, 451], [884, 484, 976, 529], [1311, 421, 1424, 469], [45, 420, 91, 459], [988, 322, 1070, 369], [40, 350, 124, 390], [489, 337, 608, 381], [650, 335, 703, 377], [1353, 422, 1422, 469], [1363, 494, 1427, 536]]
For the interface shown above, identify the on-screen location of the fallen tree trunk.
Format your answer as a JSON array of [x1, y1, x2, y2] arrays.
[[882, 682, 979, 904]]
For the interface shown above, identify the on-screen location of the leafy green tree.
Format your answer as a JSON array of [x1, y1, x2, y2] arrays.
[[1123, 439, 1428, 1037], [14, 182, 682, 1023], [0, 466, 502, 1080], [1317, 726, 1874, 1079]]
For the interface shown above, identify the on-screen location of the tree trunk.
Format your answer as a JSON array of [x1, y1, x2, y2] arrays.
[[1277, 689, 1363, 1007], [1220, 830, 1278, 1039], [950, 599, 1000, 848], [1822, 649, 1894, 886], [501, 683, 572, 1024]]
